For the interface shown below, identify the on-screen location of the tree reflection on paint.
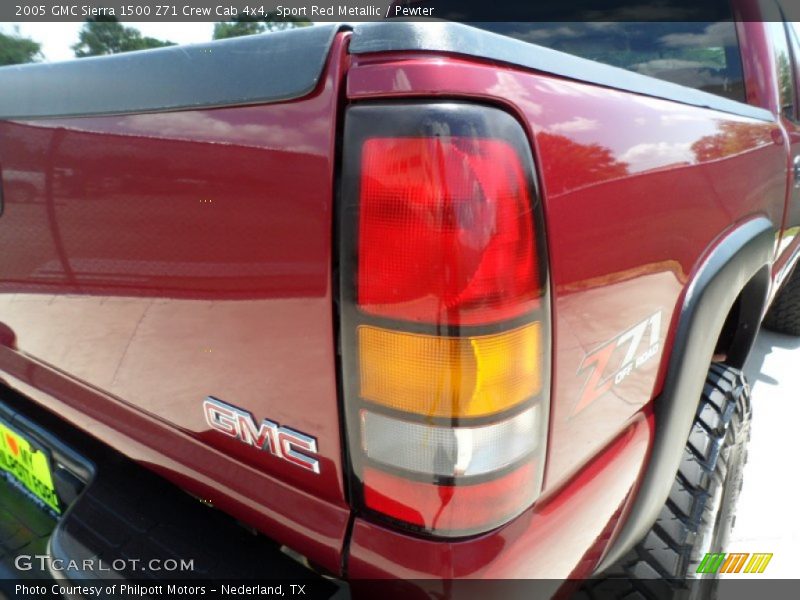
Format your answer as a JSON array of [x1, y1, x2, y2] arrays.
[[692, 121, 774, 162], [537, 132, 630, 196]]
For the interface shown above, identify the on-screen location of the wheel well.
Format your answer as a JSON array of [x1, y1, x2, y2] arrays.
[[596, 217, 774, 573], [713, 264, 771, 369]]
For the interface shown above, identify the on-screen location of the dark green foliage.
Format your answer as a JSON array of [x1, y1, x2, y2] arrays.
[[212, 14, 311, 40], [0, 29, 41, 66], [72, 17, 174, 57]]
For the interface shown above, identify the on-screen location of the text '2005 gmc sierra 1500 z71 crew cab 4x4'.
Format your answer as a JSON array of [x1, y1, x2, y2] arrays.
[[1, 1, 800, 598]]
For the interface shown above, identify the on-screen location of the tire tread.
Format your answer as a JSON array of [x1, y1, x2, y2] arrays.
[[583, 365, 751, 600], [763, 267, 800, 335]]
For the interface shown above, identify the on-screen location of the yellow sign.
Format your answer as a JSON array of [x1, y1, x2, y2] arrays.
[[0, 420, 61, 514]]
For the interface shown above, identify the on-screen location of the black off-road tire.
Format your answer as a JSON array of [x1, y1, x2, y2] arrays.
[[581, 364, 752, 600], [763, 265, 800, 336]]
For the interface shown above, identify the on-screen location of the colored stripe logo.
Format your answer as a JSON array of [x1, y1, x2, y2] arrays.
[[697, 552, 773, 574]]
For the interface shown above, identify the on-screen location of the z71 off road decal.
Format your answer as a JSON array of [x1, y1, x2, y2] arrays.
[[573, 311, 663, 416]]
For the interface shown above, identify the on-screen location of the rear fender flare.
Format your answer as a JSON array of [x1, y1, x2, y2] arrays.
[[596, 216, 774, 572]]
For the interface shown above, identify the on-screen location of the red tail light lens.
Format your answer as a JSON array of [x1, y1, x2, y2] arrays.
[[358, 137, 540, 326], [340, 103, 549, 538], [363, 462, 538, 532]]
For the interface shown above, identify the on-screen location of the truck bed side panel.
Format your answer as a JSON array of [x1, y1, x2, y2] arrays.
[[0, 31, 351, 574], [344, 53, 784, 576]]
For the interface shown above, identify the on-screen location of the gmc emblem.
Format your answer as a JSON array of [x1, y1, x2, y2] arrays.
[[203, 396, 320, 474]]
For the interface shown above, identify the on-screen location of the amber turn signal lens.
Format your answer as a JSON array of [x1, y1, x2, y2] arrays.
[[358, 323, 541, 419]]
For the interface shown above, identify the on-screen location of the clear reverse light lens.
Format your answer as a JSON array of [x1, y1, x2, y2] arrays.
[[361, 406, 538, 478]]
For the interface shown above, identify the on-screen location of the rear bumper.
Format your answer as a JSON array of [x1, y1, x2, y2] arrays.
[[346, 413, 652, 581], [0, 347, 350, 576], [1, 379, 653, 593]]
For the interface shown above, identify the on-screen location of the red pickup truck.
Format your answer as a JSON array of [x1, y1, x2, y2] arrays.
[[1, 3, 799, 598]]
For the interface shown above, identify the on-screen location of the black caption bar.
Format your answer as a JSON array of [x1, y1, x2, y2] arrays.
[[4, 579, 800, 600], [10, 1, 394, 21], [1, 0, 767, 23]]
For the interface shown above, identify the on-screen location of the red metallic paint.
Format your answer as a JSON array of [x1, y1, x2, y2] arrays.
[[345, 50, 787, 499], [0, 15, 796, 585], [342, 18, 793, 578], [0, 33, 351, 574], [735, 17, 800, 290]]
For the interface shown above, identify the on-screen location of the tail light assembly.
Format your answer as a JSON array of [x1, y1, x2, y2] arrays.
[[339, 103, 550, 537]]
